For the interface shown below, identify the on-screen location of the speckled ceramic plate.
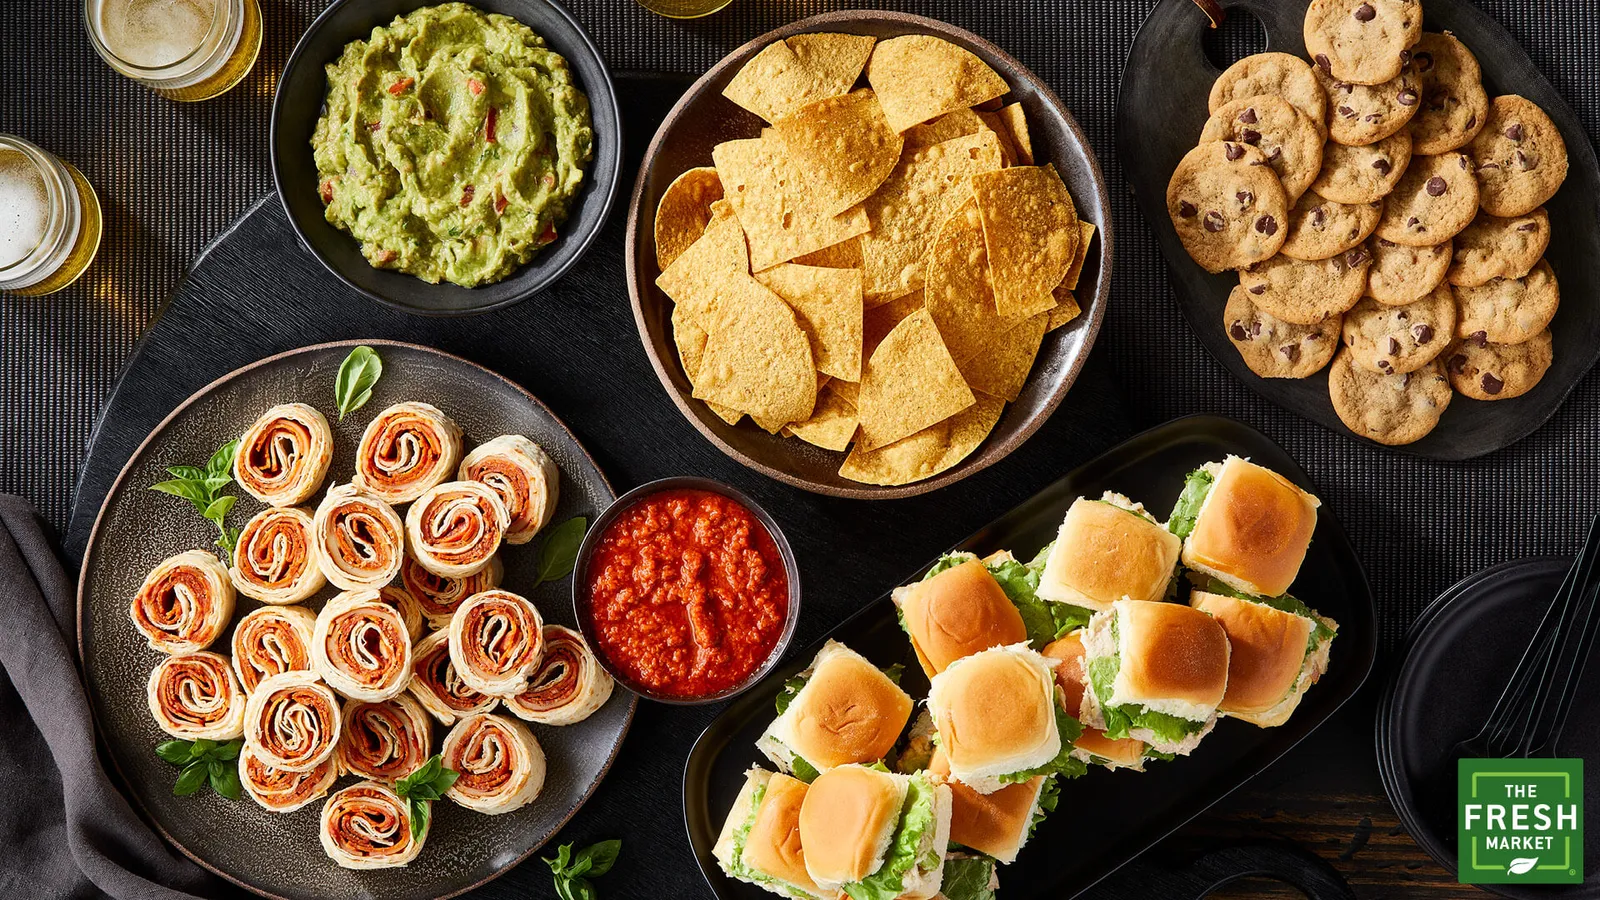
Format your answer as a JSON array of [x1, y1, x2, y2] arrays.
[[76, 340, 633, 900]]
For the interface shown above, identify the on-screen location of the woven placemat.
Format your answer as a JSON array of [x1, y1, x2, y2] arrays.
[[2, 0, 1599, 649]]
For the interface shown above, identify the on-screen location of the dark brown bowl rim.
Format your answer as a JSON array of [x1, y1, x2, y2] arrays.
[[622, 9, 1114, 500], [570, 475, 802, 706], [75, 339, 635, 900]]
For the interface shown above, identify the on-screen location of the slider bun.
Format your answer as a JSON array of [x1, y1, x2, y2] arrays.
[[799, 765, 906, 889], [1183, 457, 1319, 598], [781, 642, 914, 769], [1038, 498, 1182, 610], [1074, 728, 1150, 768], [927, 645, 1059, 790], [1041, 633, 1149, 768], [1112, 601, 1230, 714], [741, 774, 822, 897], [898, 559, 1027, 677], [1190, 591, 1313, 718], [714, 768, 773, 870], [928, 748, 1041, 864]]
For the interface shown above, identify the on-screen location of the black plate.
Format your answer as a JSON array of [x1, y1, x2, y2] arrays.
[[1118, 0, 1600, 459], [683, 414, 1378, 899], [76, 340, 634, 900], [1376, 557, 1600, 897], [270, 0, 622, 316]]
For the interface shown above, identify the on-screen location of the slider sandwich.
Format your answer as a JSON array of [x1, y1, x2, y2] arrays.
[[1036, 494, 1183, 611], [714, 768, 827, 900], [1042, 631, 1157, 770], [798, 764, 952, 900], [1167, 456, 1320, 598], [926, 644, 1085, 794], [758, 640, 914, 780], [1079, 600, 1230, 757], [927, 746, 1053, 865], [1190, 586, 1337, 727]]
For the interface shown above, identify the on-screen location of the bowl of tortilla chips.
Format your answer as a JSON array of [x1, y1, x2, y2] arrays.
[[624, 10, 1110, 497]]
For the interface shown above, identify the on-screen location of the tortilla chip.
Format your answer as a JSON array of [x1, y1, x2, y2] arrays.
[[839, 392, 1004, 485], [955, 311, 1047, 401], [903, 108, 988, 149], [655, 167, 724, 271], [996, 103, 1033, 165], [924, 197, 1036, 362], [713, 137, 871, 271], [1061, 219, 1096, 291], [692, 275, 817, 423], [830, 378, 860, 408], [973, 96, 1005, 112], [754, 264, 864, 382], [786, 380, 859, 451], [863, 290, 925, 356], [793, 236, 862, 269], [656, 213, 749, 330], [774, 89, 904, 216], [673, 304, 744, 425], [970, 165, 1078, 318], [865, 35, 1009, 132], [859, 131, 1004, 301], [974, 111, 1018, 167], [856, 308, 974, 451], [722, 34, 875, 124], [1046, 285, 1082, 332]]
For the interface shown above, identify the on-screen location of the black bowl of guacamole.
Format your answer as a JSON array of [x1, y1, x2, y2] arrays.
[[272, 0, 620, 315]]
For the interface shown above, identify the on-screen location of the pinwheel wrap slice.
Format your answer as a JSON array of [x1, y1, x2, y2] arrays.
[[447, 589, 545, 697], [229, 506, 326, 604], [401, 553, 503, 630], [320, 781, 427, 869], [351, 401, 463, 505], [458, 434, 561, 545], [407, 630, 499, 726], [312, 590, 415, 702], [231, 604, 317, 695], [145, 651, 246, 741], [239, 742, 337, 813], [312, 483, 406, 592], [404, 480, 508, 579], [441, 712, 547, 814], [129, 549, 235, 655], [234, 402, 334, 507], [243, 669, 343, 772], [505, 625, 614, 726], [336, 693, 433, 783]]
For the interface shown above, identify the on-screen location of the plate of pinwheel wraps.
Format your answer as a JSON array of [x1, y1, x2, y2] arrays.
[[685, 416, 1377, 900], [76, 340, 632, 900]]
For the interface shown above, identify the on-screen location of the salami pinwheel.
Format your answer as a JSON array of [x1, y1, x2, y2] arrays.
[[320, 781, 426, 869], [403, 480, 508, 579], [447, 590, 544, 697], [146, 651, 246, 741], [243, 670, 343, 772], [407, 630, 499, 725], [129, 549, 235, 655], [231, 604, 317, 695], [351, 402, 463, 505], [504, 625, 614, 726], [239, 742, 337, 813], [336, 694, 433, 783], [312, 591, 414, 702], [312, 483, 405, 591], [440, 713, 547, 814], [458, 435, 560, 545], [233, 403, 334, 507], [400, 553, 503, 630], [229, 506, 326, 604]]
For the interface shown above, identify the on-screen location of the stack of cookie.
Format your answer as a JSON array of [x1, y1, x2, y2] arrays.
[[1164, 0, 1569, 446]]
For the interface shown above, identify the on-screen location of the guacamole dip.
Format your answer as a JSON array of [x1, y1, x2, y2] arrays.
[[311, 3, 593, 287]]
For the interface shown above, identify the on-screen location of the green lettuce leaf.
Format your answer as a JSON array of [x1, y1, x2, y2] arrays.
[[727, 782, 767, 883], [1202, 579, 1336, 653], [988, 556, 1091, 649], [923, 553, 972, 580], [1086, 626, 1206, 745], [939, 856, 997, 900], [775, 674, 807, 716], [845, 773, 938, 900], [997, 706, 1088, 783], [1028, 776, 1059, 838], [1167, 468, 1215, 538], [791, 755, 820, 784]]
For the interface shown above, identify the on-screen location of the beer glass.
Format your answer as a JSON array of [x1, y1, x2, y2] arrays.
[[83, 0, 263, 101], [0, 136, 103, 297]]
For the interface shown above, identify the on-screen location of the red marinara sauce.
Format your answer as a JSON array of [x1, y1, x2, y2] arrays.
[[583, 488, 789, 698]]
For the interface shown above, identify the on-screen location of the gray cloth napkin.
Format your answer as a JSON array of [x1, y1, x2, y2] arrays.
[[0, 494, 216, 900]]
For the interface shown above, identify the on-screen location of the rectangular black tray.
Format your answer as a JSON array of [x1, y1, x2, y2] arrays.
[[682, 414, 1378, 899]]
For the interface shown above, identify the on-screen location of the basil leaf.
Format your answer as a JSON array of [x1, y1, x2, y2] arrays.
[[190, 738, 217, 760], [210, 764, 242, 800], [207, 440, 239, 477], [149, 479, 209, 505], [155, 740, 194, 765], [173, 762, 208, 796], [545, 842, 573, 874], [203, 495, 235, 521], [566, 856, 593, 880], [578, 839, 621, 877], [533, 517, 587, 586], [335, 346, 384, 420], [165, 465, 205, 482], [409, 798, 430, 842]]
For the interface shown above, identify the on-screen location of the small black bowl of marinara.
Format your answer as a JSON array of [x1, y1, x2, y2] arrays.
[[572, 476, 800, 705]]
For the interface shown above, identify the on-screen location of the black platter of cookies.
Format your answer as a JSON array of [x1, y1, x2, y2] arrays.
[[1165, 0, 1568, 447]]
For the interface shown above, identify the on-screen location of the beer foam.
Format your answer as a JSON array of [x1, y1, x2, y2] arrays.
[[97, 0, 215, 69], [0, 150, 49, 270]]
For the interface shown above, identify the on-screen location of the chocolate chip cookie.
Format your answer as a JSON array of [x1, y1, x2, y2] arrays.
[[1468, 95, 1570, 217], [1316, 65, 1422, 146], [1374, 152, 1479, 245], [1408, 32, 1489, 155], [1225, 284, 1342, 378], [1310, 130, 1413, 203], [1304, 0, 1422, 86], [1328, 349, 1453, 445], [1447, 208, 1550, 287], [1366, 237, 1452, 305], [1341, 288, 1455, 374], [1446, 328, 1553, 400], [1281, 191, 1382, 260], [1167, 141, 1289, 273], [1454, 258, 1560, 345], [1200, 96, 1325, 201], [1209, 52, 1330, 132], [1238, 248, 1371, 325]]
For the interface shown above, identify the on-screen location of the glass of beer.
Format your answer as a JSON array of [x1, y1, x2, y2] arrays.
[[635, 0, 734, 19], [83, 0, 263, 101], [0, 136, 104, 297]]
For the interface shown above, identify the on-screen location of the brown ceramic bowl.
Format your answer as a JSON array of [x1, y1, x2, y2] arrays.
[[624, 10, 1113, 500]]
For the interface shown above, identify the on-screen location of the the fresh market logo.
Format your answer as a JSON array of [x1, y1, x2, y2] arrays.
[[1458, 758, 1583, 884]]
